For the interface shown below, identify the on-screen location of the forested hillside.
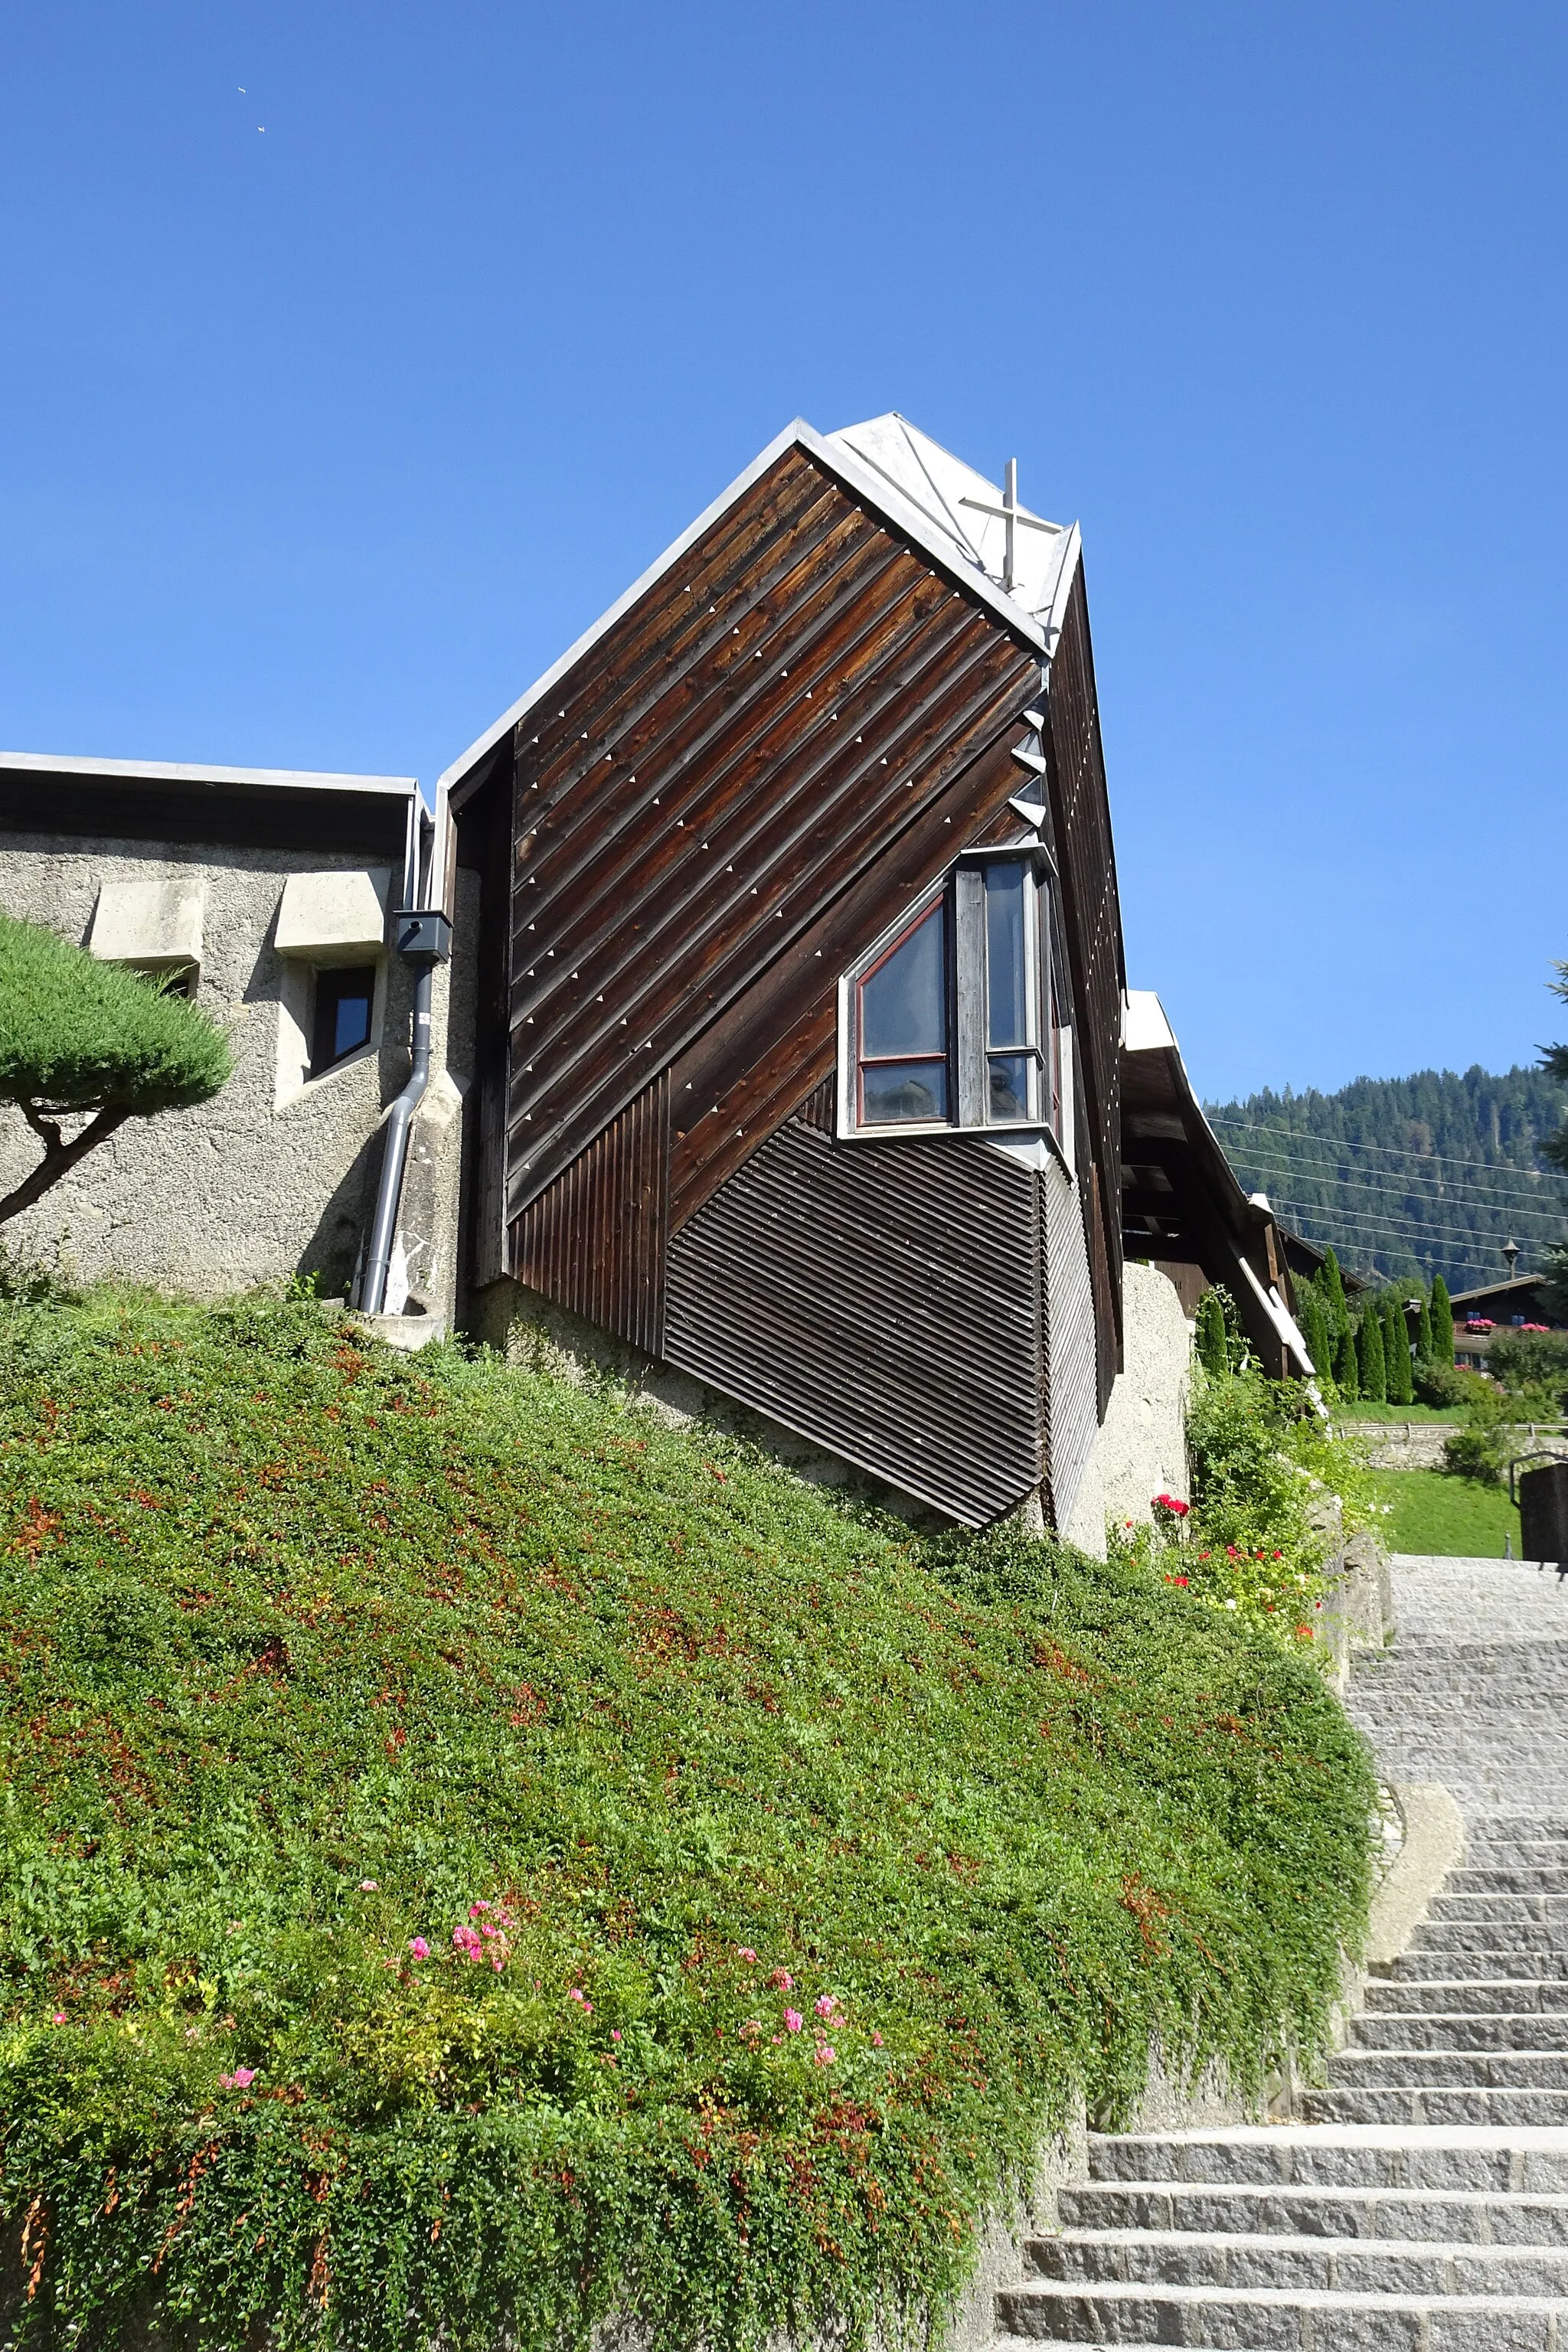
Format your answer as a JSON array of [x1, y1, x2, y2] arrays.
[[1205, 1065, 1568, 1290]]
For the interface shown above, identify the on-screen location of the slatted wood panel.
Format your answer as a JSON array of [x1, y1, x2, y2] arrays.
[[1042, 1154, 1099, 1537], [1044, 564, 1125, 1409], [665, 1108, 1044, 1527], [666, 731, 1031, 1233], [512, 1074, 668, 1353], [500, 444, 1038, 1249]]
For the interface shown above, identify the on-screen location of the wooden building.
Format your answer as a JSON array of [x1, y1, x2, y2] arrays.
[[440, 416, 1129, 1533]]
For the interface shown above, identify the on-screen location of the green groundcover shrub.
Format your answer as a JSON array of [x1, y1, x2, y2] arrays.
[[0, 1290, 1376, 2352]]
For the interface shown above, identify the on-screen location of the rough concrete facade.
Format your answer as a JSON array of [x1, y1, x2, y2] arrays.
[[1060, 1261, 1193, 1556], [1, 835, 475, 1313]]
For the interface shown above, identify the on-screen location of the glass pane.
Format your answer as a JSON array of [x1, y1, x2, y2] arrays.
[[861, 902, 946, 1058], [333, 987, 373, 1059], [988, 1054, 1031, 1123], [861, 1059, 949, 1124], [985, 862, 1027, 1048]]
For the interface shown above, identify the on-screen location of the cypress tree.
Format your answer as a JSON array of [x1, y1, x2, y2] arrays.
[[1414, 1286, 1435, 1362], [1298, 1286, 1331, 1380], [1429, 1275, 1455, 1364], [1384, 1293, 1414, 1406], [1358, 1304, 1387, 1403], [1321, 1247, 1349, 1342], [1335, 1327, 1360, 1399], [1195, 1289, 1228, 1380]]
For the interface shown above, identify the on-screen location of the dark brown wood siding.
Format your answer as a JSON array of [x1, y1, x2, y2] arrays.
[[512, 1073, 668, 1354], [664, 1091, 1044, 1527], [500, 444, 1039, 1256], [1045, 562, 1125, 1413]]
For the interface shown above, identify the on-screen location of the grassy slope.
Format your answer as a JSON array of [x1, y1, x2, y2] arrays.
[[1369, 1468, 1521, 1557], [1337, 1402, 1464, 1426], [0, 1290, 1374, 2352]]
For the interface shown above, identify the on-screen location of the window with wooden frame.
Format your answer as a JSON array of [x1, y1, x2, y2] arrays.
[[841, 851, 1067, 1142]]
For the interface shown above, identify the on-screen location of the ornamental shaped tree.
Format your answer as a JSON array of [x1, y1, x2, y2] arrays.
[[1413, 1285, 1435, 1362], [1357, 1302, 1387, 1403], [1297, 1283, 1331, 1382], [1429, 1274, 1455, 1365], [1321, 1247, 1349, 1344], [0, 913, 232, 1227]]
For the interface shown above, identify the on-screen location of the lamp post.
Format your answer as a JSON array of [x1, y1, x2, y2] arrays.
[[1504, 1239, 1521, 1279]]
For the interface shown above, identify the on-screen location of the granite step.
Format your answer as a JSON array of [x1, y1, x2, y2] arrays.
[[1300, 2087, 1568, 2126], [1024, 2225, 1568, 2295], [993, 2276, 1568, 2344], [1351, 2012, 1568, 2053], [1058, 2177, 1568, 2244]]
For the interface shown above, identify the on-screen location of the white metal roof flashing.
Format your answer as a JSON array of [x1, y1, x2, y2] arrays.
[[0, 751, 417, 798], [438, 413, 1084, 799]]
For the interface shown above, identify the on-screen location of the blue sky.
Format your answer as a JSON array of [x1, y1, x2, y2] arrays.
[[2, 2, 1565, 1101]]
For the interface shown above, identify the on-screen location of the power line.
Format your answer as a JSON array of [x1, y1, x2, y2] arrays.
[[1221, 1149, 1562, 1214], [1243, 1193, 1560, 1252], [1209, 1115, 1566, 1187], [1230, 1157, 1566, 1229]]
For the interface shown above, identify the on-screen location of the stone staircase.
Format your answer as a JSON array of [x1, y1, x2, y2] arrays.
[[985, 1553, 1568, 2347]]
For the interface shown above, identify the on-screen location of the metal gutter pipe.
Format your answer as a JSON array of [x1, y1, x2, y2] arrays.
[[359, 955, 434, 1317]]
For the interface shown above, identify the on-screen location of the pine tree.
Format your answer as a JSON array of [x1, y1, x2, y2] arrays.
[[1358, 1305, 1387, 1403], [1429, 1275, 1455, 1365], [1195, 1290, 1228, 1380], [1414, 1286, 1435, 1362], [1335, 1327, 1360, 1399], [1321, 1247, 1349, 1342], [1384, 1293, 1414, 1406]]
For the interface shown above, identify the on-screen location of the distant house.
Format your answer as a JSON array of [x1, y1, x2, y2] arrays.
[[3, 411, 1301, 1546], [1449, 1272, 1566, 1368]]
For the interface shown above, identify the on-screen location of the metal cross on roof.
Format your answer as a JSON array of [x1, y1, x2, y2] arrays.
[[958, 459, 1054, 596]]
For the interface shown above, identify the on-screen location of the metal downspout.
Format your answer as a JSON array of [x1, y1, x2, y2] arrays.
[[359, 958, 433, 1316]]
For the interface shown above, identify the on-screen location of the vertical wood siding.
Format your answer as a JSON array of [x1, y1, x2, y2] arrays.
[[1045, 564, 1125, 1409], [1042, 1154, 1099, 1536], [665, 1105, 1044, 1527], [511, 1073, 669, 1354]]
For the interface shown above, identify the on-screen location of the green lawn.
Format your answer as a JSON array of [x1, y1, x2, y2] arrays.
[[1369, 1467, 1522, 1557], [1338, 1400, 1464, 1426]]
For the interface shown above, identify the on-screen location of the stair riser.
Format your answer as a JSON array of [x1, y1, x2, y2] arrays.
[[1365, 1980, 1568, 2013], [1086, 2140, 1568, 2194], [1301, 2089, 1568, 2125], [1391, 1949, 1568, 1979], [1058, 2186, 1568, 2244], [1029, 2239, 1568, 2295], [1328, 2053, 1568, 2086], [1351, 2014, 1568, 2050], [995, 2285, 1566, 2345]]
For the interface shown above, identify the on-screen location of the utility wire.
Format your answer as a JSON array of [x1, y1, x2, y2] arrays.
[[1230, 1158, 1565, 1227], [1209, 1115, 1567, 1187], [1218, 1141, 1562, 1210]]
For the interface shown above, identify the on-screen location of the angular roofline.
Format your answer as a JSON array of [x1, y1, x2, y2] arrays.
[[438, 417, 1081, 801], [0, 750, 417, 798]]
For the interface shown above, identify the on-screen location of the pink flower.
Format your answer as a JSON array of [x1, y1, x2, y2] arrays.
[[568, 1987, 593, 2013], [871, 2030, 884, 2047], [409, 1936, 430, 1959], [611, 2029, 622, 2041], [814, 2043, 835, 2065], [736, 1946, 758, 1962], [469, 1900, 491, 1917], [51, 2010, 66, 2025], [770, 1968, 793, 1990], [784, 2007, 803, 2033], [358, 1879, 379, 1891], [814, 1994, 839, 2019], [452, 1923, 484, 1962], [220, 2066, 256, 2090]]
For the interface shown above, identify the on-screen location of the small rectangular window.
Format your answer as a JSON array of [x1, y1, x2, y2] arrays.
[[311, 965, 377, 1077]]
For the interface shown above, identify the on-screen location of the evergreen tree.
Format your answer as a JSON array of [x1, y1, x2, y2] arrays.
[[1358, 1304, 1387, 1403], [1195, 1289, 1228, 1380], [1321, 1247, 1349, 1342], [1298, 1285, 1331, 1381], [1334, 1327, 1360, 1399], [1384, 1293, 1414, 1406], [1414, 1286, 1435, 1361], [1429, 1275, 1455, 1364]]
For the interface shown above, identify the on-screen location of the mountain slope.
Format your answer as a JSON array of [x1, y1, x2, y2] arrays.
[[1205, 1065, 1568, 1289]]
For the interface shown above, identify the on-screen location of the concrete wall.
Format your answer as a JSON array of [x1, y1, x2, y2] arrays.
[[1060, 1261, 1194, 1557], [0, 835, 475, 1311]]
